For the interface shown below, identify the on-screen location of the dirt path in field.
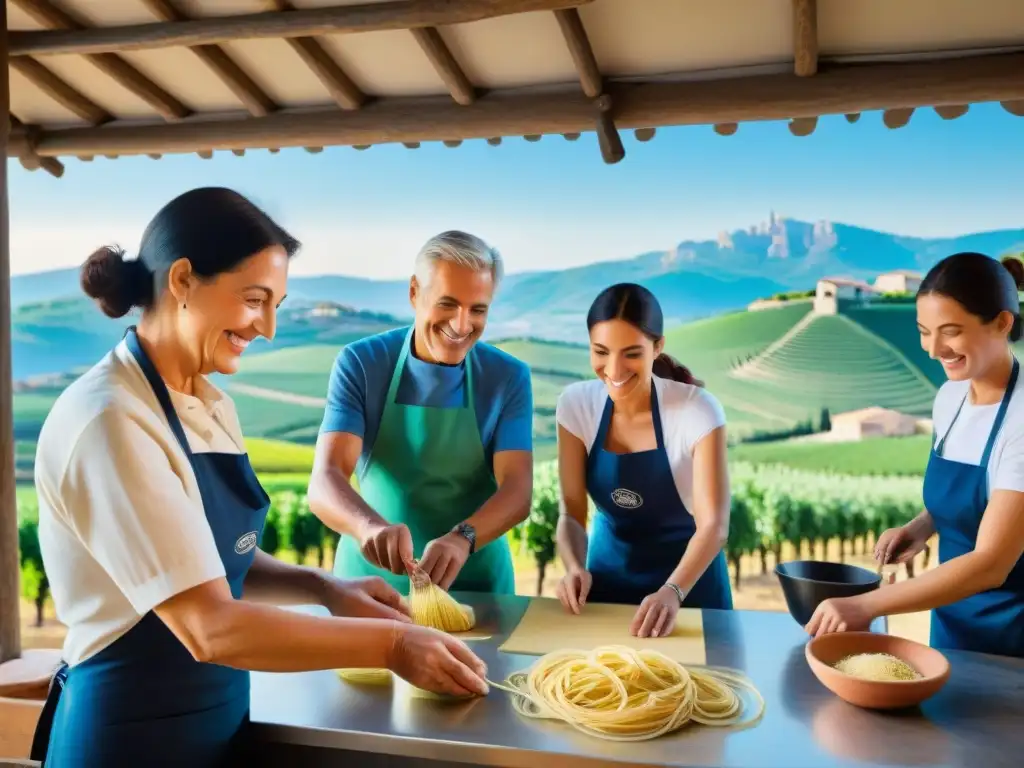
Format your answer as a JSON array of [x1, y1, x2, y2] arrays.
[[227, 382, 326, 408]]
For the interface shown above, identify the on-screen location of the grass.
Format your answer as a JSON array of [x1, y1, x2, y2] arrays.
[[245, 438, 315, 474], [730, 434, 932, 476]]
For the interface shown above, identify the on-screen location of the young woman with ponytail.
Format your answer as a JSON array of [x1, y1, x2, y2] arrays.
[[553, 283, 733, 638], [807, 252, 1024, 659]]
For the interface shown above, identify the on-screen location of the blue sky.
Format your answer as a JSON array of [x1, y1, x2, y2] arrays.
[[8, 102, 1023, 280]]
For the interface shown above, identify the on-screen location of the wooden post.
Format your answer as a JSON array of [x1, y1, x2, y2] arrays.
[[0, 0, 21, 665]]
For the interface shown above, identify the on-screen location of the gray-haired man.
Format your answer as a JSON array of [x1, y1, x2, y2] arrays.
[[309, 231, 534, 595]]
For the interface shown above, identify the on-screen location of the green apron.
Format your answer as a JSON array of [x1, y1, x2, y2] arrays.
[[332, 328, 516, 594]]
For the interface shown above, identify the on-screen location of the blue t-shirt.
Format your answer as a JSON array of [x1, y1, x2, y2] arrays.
[[320, 326, 533, 473]]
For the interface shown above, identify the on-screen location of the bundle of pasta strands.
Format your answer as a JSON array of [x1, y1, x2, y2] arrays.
[[336, 562, 476, 687], [488, 645, 765, 742], [408, 562, 476, 632]]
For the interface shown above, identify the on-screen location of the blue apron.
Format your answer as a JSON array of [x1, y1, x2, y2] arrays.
[[31, 328, 270, 767], [584, 384, 733, 609], [923, 357, 1024, 658]]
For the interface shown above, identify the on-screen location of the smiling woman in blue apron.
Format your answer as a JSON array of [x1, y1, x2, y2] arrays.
[[554, 283, 733, 639], [807, 252, 1024, 658], [307, 231, 534, 596], [30, 189, 489, 768]]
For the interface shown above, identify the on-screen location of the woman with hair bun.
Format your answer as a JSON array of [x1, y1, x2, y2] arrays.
[[553, 283, 733, 638], [807, 252, 1024, 658], [31, 188, 488, 767]]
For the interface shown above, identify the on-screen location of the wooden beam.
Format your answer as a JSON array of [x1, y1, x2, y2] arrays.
[[13, 52, 1024, 159], [10, 116, 64, 177], [11, 0, 190, 121], [788, 116, 817, 136], [8, 0, 594, 56], [9, 57, 111, 124], [554, 8, 601, 98], [792, 0, 817, 77], [410, 27, 476, 105], [553, 8, 621, 163], [142, 1, 277, 117], [883, 107, 914, 128], [595, 94, 624, 164], [934, 104, 968, 120], [268, 0, 367, 110], [0, 0, 21, 665]]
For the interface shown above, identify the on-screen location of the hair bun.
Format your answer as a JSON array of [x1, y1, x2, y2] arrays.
[[1001, 255, 1024, 291], [80, 245, 151, 318]]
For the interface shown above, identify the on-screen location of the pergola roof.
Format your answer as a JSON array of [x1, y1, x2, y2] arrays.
[[5, 0, 1024, 174]]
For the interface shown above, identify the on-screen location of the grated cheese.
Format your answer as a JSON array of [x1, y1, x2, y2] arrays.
[[832, 652, 922, 681]]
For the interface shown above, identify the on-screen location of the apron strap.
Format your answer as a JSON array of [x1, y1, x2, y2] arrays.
[[123, 327, 195, 460], [980, 357, 1019, 468], [594, 381, 665, 451], [388, 327, 476, 410], [29, 663, 69, 763]]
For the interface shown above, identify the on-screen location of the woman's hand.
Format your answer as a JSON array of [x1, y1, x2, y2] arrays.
[[555, 569, 592, 614], [805, 595, 876, 638], [322, 575, 411, 623], [389, 624, 490, 698], [874, 524, 928, 566], [630, 586, 679, 638]]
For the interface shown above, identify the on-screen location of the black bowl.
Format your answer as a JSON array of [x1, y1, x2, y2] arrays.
[[775, 560, 881, 626]]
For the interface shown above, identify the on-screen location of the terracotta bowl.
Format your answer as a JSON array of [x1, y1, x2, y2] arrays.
[[805, 632, 950, 710]]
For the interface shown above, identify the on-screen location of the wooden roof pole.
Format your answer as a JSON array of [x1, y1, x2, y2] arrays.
[[12, 0, 190, 121], [16, 51, 1024, 158], [0, 0, 22, 665], [793, 0, 817, 77], [267, 1, 367, 110], [141, 1, 277, 117], [7, 0, 594, 56], [554, 8, 623, 164]]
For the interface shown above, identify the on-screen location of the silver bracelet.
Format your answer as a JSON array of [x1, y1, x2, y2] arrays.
[[664, 583, 686, 606]]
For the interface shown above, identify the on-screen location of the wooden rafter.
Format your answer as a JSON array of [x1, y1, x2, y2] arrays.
[[792, 0, 817, 77], [553, 7, 623, 164], [11, 0, 190, 121], [267, 0, 367, 111], [141, 0, 277, 118], [8, 56, 110, 124], [16, 51, 1023, 162], [410, 27, 475, 105], [10, 114, 63, 177], [7, 0, 594, 56]]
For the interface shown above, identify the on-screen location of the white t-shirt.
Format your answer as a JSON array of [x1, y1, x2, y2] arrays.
[[34, 338, 245, 666], [555, 377, 727, 513], [931, 370, 1024, 495]]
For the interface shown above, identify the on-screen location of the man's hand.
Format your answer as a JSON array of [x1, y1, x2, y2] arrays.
[[359, 523, 414, 575], [419, 533, 472, 590], [321, 575, 412, 623]]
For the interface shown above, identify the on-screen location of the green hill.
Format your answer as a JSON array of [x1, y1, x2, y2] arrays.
[[664, 301, 941, 439]]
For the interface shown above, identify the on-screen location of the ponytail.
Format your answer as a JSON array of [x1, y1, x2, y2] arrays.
[[1001, 255, 1024, 291], [652, 353, 703, 387]]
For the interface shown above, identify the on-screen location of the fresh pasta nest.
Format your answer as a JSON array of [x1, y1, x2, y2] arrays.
[[488, 645, 765, 741]]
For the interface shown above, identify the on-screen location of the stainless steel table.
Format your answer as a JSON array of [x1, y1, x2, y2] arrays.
[[249, 593, 1024, 768]]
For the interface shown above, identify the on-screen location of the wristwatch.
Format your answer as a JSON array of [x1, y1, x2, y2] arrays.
[[664, 583, 686, 606], [451, 522, 477, 555]]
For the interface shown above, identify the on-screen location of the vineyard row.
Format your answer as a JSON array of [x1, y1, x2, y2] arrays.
[[15, 461, 923, 624]]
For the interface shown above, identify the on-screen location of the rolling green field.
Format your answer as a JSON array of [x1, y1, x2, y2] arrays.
[[730, 434, 932, 476], [10, 300, 961, 492]]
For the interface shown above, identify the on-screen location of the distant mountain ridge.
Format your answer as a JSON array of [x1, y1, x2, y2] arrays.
[[12, 216, 1024, 351]]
